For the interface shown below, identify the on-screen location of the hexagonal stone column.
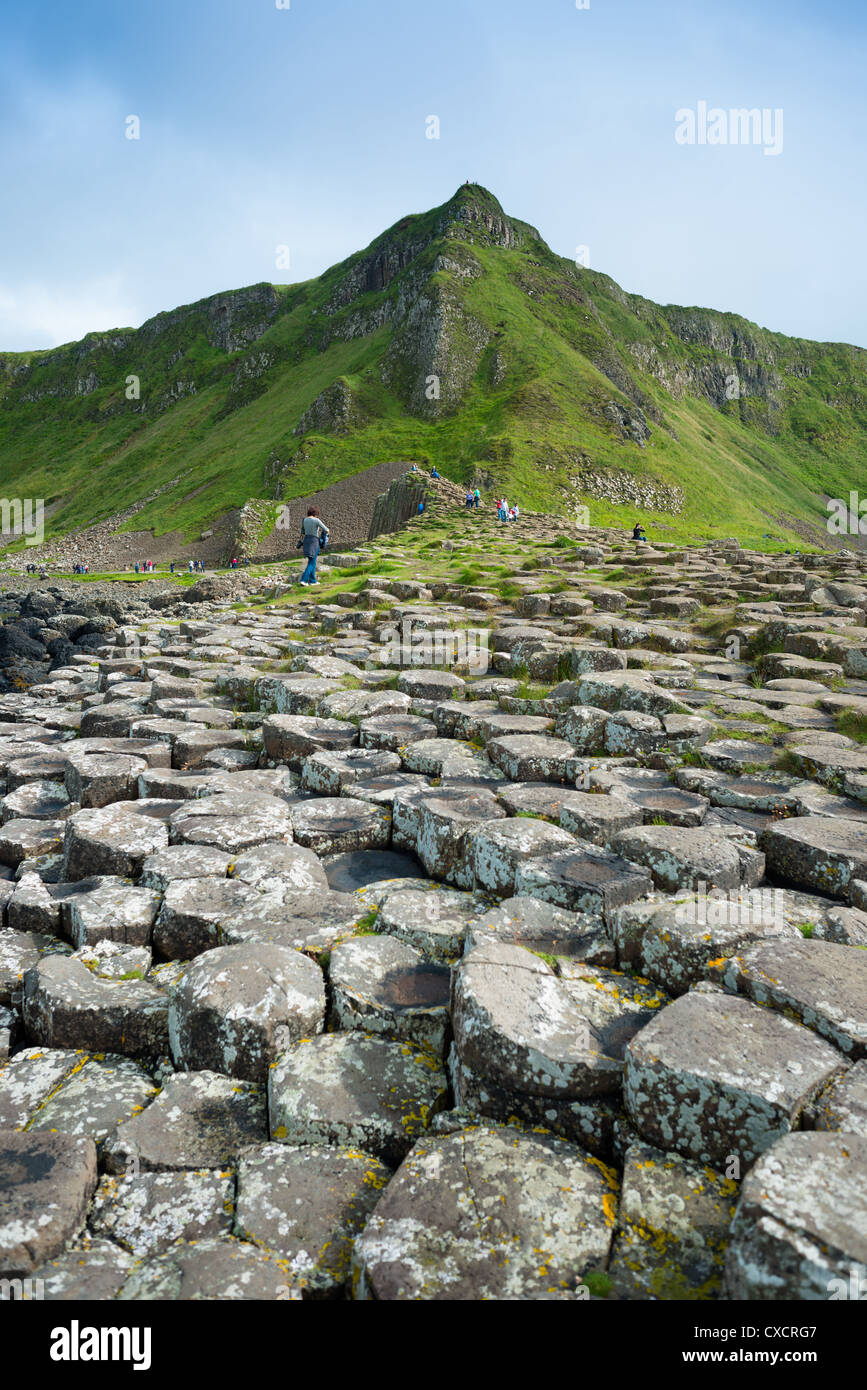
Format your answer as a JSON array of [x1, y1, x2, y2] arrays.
[[724, 1132, 867, 1299], [168, 943, 326, 1080], [352, 1125, 619, 1300], [467, 818, 577, 897], [23, 955, 169, 1060], [762, 815, 867, 898], [268, 1033, 448, 1166], [62, 805, 168, 881], [104, 1071, 267, 1173], [452, 941, 623, 1101], [235, 1143, 392, 1297], [713, 936, 867, 1059], [0, 1130, 97, 1275], [329, 934, 450, 1054], [625, 991, 847, 1168]]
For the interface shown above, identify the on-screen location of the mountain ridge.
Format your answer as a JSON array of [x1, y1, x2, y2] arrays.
[[1, 183, 865, 555]]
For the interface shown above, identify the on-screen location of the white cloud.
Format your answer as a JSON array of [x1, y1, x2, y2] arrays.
[[0, 276, 142, 352]]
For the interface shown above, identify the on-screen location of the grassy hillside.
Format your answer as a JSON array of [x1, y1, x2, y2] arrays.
[[1, 184, 865, 553]]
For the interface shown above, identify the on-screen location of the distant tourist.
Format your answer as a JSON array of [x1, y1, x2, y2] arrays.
[[431, 466, 440, 478], [473, 488, 480, 508], [632, 522, 647, 542], [465, 491, 474, 508], [298, 507, 329, 585]]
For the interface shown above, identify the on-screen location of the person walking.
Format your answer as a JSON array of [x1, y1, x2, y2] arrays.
[[298, 507, 329, 585], [473, 488, 480, 508]]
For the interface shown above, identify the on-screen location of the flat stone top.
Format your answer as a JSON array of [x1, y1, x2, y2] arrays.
[[627, 990, 844, 1103], [735, 1131, 867, 1265]]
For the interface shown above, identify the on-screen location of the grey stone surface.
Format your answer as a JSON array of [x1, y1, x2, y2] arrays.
[[235, 1143, 392, 1296], [625, 991, 847, 1167], [168, 943, 326, 1079], [268, 1033, 448, 1165], [353, 1125, 619, 1300], [0, 1129, 98, 1275], [724, 1132, 867, 1300]]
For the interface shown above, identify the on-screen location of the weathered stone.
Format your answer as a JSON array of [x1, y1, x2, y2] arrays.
[[104, 1070, 267, 1173], [466, 895, 614, 964], [714, 937, 867, 1059], [64, 879, 160, 949], [289, 796, 390, 855], [624, 991, 846, 1167], [811, 1059, 867, 1134], [467, 818, 577, 897], [63, 749, 147, 808], [609, 1141, 739, 1300], [263, 714, 358, 768], [453, 941, 623, 1100], [612, 894, 798, 993], [359, 713, 437, 751], [724, 1132, 867, 1300], [377, 886, 484, 962], [117, 1234, 298, 1300], [31, 1237, 134, 1300], [24, 1054, 157, 1148], [90, 1168, 234, 1256], [0, 1130, 97, 1276], [486, 734, 575, 782], [611, 825, 761, 893], [559, 791, 643, 845], [762, 816, 867, 898], [515, 845, 652, 918], [329, 934, 450, 1054], [353, 1125, 619, 1300], [234, 1143, 392, 1296], [62, 805, 168, 881], [169, 943, 326, 1080], [23, 955, 169, 1060], [300, 748, 401, 795], [269, 1033, 448, 1166], [170, 793, 293, 854]]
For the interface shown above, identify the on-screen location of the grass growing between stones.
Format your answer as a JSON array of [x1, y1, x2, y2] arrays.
[[836, 710, 867, 744]]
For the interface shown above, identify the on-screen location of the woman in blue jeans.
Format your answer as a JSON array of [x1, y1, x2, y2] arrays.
[[299, 507, 329, 584]]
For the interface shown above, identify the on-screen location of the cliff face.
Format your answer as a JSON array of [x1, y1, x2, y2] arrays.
[[1, 183, 865, 557], [368, 473, 431, 540]]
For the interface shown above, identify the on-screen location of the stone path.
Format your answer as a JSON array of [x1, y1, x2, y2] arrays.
[[1, 519, 867, 1300]]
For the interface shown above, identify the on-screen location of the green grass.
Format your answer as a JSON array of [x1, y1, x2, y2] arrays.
[[835, 710, 867, 744]]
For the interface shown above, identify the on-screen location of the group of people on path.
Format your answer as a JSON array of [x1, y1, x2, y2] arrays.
[[134, 560, 156, 574], [496, 497, 519, 523], [464, 488, 481, 508]]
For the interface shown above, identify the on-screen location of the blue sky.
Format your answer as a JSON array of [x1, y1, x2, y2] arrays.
[[1, 0, 865, 352]]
